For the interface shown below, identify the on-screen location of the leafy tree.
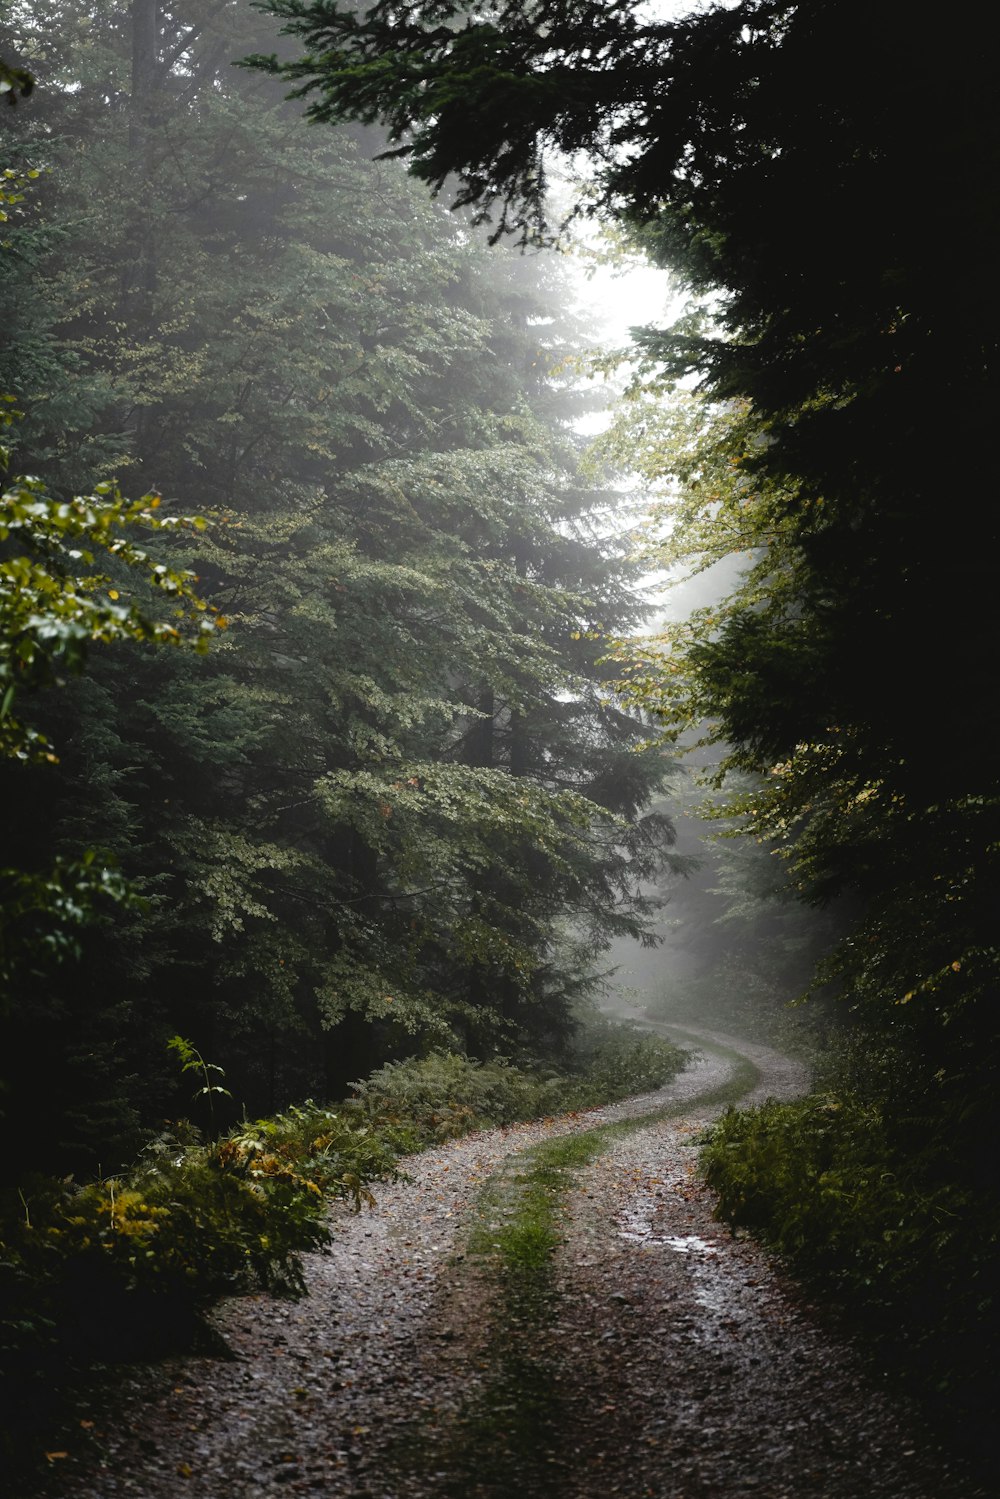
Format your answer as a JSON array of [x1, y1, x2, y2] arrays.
[[255, 5, 1000, 1361], [0, 430, 214, 1167], [0, 0, 676, 1167]]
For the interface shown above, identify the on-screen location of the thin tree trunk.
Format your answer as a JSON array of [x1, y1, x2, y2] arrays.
[[125, 0, 161, 481]]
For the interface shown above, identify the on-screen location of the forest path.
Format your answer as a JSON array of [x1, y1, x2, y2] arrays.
[[37, 1027, 984, 1499]]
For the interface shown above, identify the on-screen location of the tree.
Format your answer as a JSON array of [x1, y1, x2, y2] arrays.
[[0, 0, 676, 1167], [0, 427, 214, 1170], [253, 0, 1000, 1148]]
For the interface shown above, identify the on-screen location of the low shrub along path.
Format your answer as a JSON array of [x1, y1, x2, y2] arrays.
[[34, 1026, 985, 1498]]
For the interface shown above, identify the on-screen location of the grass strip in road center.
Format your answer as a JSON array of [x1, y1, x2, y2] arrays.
[[409, 1036, 762, 1496], [466, 1035, 760, 1332]]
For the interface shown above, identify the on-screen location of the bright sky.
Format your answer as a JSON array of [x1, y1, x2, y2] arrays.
[[565, 250, 684, 439], [578, 259, 682, 349]]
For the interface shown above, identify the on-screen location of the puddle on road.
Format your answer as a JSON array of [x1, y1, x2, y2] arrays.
[[618, 1198, 743, 1328], [617, 1192, 719, 1254], [662, 1234, 718, 1255]]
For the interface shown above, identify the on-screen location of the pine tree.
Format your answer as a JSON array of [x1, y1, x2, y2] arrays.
[[0, 0, 676, 1165]]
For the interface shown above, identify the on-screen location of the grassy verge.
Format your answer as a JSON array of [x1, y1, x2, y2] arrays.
[[420, 1133, 604, 1496]]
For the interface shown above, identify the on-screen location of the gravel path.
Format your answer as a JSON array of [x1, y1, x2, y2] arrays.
[[534, 1046, 982, 1499], [31, 1026, 987, 1499]]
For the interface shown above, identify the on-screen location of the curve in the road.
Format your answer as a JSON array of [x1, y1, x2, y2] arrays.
[[30, 1028, 986, 1499]]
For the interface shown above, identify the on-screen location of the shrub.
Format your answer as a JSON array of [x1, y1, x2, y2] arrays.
[[551, 1028, 686, 1110], [352, 1031, 686, 1139], [352, 1050, 544, 1140], [701, 1094, 1000, 1431], [217, 1102, 402, 1202], [1, 1027, 688, 1475]]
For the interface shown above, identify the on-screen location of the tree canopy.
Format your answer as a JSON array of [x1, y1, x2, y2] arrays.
[[259, 0, 1000, 1148], [0, 0, 679, 1172]]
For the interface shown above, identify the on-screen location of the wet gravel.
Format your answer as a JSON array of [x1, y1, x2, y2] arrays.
[[27, 1026, 989, 1499], [540, 1041, 984, 1498]]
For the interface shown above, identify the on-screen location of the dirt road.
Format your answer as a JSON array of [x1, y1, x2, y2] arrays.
[[34, 1029, 985, 1499]]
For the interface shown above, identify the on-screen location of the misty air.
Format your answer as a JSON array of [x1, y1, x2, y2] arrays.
[[0, 3, 996, 1496]]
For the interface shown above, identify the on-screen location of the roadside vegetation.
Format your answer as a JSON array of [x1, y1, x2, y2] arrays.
[[702, 1092, 1000, 1441], [0, 1020, 683, 1474]]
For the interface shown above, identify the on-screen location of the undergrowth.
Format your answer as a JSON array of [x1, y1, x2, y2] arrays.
[[701, 1093, 1000, 1442], [0, 1025, 684, 1476], [354, 1026, 686, 1144]]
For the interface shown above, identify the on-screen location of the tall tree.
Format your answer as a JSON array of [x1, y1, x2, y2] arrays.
[[0, 0, 675, 1167], [252, 0, 1000, 1156]]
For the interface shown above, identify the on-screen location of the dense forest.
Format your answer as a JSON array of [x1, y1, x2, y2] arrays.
[[1, 0, 681, 1161], [0, 1, 691, 1460], [2, 0, 998, 1482]]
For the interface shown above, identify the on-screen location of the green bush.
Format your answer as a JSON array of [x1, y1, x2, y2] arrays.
[[1, 1029, 687, 1475], [1, 1100, 406, 1367], [702, 1093, 1000, 1428], [0, 1141, 330, 1472], [352, 1032, 686, 1140], [217, 1101, 403, 1203], [551, 1028, 687, 1110], [353, 1050, 546, 1140]]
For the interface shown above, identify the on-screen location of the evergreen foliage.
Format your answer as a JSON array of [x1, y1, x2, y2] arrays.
[[259, 0, 1000, 1427], [0, 0, 675, 1176], [259, 0, 1000, 1044]]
